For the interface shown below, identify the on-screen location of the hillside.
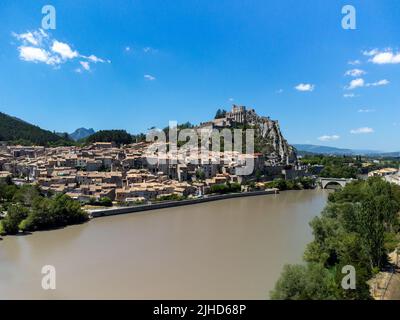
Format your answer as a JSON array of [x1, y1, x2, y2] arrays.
[[85, 130, 133, 145], [0, 112, 72, 146], [293, 144, 381, 156]]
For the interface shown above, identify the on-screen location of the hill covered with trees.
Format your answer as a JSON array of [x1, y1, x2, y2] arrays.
[[84, 129, 133, 145], [0, 112, 72, 146], [69, 127, 95, 141]]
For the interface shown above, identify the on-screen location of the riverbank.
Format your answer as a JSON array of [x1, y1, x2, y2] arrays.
[[89, 189, 279, 218], [369, 249, 400, 300], [0, 189, 328, 299]]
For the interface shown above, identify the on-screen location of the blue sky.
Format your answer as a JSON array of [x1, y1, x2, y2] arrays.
[[0, 0, 399, 151]]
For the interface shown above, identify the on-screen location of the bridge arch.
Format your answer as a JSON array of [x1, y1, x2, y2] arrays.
[[322, 181, 344, 189], [320, 178, 351, 189]]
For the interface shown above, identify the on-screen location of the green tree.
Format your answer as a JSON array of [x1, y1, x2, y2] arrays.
[[0, 112, 73, 146], [195, 169, 206, 181], [85, 129, 132, 146], [99, 197, 113, 207], [214, 109, 227, 119], [19, 194, 88, 232], [1, 204, 29, 234], [273, 177, 400, 300], [265, 179, 288, 190], [12, 184, 41, 207], [270, 263, 339, 300]]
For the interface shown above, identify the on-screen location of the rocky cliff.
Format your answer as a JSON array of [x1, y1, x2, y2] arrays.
[[212, 105, 297, 164], [254, 116, 297, 164]]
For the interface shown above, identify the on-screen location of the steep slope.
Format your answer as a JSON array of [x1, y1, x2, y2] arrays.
[[252, 116, 297, 164], [204, 106, 297, 164], [0, 112, 70, 145]]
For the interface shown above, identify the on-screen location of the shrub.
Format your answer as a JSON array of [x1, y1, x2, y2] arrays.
[[1, 204, 29, 234]]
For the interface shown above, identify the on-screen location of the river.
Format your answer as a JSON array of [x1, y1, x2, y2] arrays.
[[0, 190, 329, 299]]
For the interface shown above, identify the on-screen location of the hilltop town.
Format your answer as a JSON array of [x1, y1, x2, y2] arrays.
[[0, 106, 308, 205]]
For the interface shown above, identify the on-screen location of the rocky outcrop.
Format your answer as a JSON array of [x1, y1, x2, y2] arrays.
[[212, 105, 297, 164], [254, 116, 297, 164]]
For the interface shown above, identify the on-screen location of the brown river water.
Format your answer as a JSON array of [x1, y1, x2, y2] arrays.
[[0, 190, 329, 299]]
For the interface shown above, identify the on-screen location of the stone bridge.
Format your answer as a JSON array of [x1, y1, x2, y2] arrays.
[[319, 178, 354, 189]]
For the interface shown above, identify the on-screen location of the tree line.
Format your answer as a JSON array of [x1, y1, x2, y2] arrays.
[[0, 179, 88, 235], [0, 112, 73, 146], [270, 177, 400, 300]]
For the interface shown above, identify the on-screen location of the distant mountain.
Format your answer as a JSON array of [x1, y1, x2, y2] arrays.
[[293, 144, 382, 156], [69, 128, 95, 141], [377, 151, 400, 158], [0, 112, 72, 145]]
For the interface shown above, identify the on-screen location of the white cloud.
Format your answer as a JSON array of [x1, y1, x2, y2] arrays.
[[345, 69, 366, 77], [14, 31, 38, 46], [343, 93, 358, 98], [80, 61, 90, 71], [364, 48, 400, 64], [358, 109, 375, 113], [348, 59, 361, 65], [51, 40, 78, 60], [346, 78, 389, 90], [362, 49, 379, 57], [295, 83, 315, 92], [346, 78, 365, 90], [18, 46, 55, 64], [318, 135, 340, 142], [366, 79, 390, 87], [372, 52, 400, 64], [144, 74, 156, 81], [12, 29, 48, 46], [83, 54, 110, 63], [12, 29, 109, 71], [350, 127, 374, 134], [143, 47, 157, 54]]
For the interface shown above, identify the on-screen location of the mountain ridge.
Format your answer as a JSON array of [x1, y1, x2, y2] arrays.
[[294, 144, 399, 156], [0, 112, 71, 146], [69, 128, 95, 141]]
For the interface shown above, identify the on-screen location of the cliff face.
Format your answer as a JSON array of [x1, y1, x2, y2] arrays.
[[221, 106, 297, 164], [255, 117, 297, 164]]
